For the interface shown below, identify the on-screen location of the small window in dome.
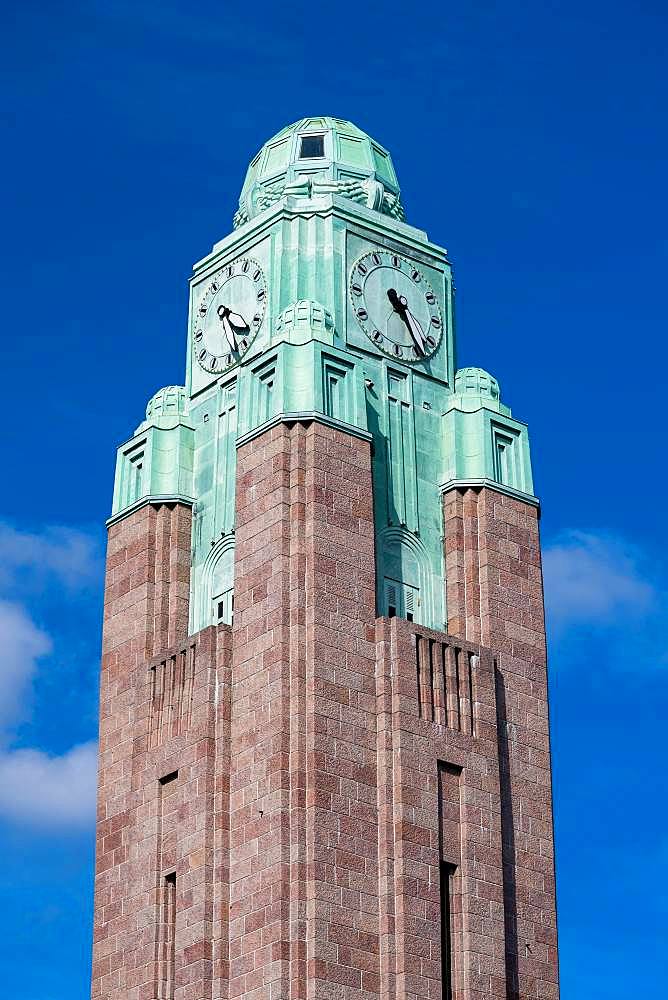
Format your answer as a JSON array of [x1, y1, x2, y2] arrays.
[[299, 135, 325, 159]]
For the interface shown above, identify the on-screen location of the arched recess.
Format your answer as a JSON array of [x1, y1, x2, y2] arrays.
[[194, 534, 236, 631], [376, 526, 444, 630]]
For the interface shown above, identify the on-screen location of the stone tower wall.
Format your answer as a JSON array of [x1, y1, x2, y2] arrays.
[[91, 424, 559, 1000]]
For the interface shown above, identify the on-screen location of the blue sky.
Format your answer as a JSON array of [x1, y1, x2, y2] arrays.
[[0, 1, 666, 995]]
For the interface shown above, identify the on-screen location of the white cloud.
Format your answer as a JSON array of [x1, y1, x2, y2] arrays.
[[0, 741, 97, 828], [0, 599, 98, 828], [0, 600, 52, 731], [543, 531, 655, 629], [0, 522, 102, 592], [0, 522, 101, 830]]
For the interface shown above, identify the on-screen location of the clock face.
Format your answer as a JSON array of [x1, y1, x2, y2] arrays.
[[350, 250, 443, 362], [193, 257, 266, 373]]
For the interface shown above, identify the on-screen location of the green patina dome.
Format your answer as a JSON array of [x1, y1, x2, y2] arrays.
[[145, 385, 188, 420], [454, 367, 501, 401], [136, 385, 190, 432], [234, 117, 404, 228]]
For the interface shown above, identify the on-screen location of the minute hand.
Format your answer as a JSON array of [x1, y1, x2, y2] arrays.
[[403, 307, 426, 355], [387, 288, 426, 356]]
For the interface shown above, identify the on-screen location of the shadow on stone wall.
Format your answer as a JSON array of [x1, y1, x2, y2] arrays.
[[495, 665, 520, 1000]]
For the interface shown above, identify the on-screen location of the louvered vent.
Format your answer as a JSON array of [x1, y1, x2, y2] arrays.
[[385, 581, 398, 617]]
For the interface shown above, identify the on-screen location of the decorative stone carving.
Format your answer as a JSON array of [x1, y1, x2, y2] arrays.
[[234, 174, 405, 228]]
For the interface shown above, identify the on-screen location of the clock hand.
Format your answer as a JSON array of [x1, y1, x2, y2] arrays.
[[226, 310, 250, 335], [217, 305, 238, 351], [387, 288, 426, 356], [223, 315, 238, 352], [387, 287, 404, 314], [217, 304, 251, 352], [404, 307, 426, 355]]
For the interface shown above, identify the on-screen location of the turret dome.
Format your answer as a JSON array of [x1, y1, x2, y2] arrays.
[[454, 368, 501, 401], [234, 117, 404, 228], [145, 385, 188, 420], [135, 385, 190, 433]]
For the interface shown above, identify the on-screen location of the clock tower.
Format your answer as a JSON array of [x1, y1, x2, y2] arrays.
[[92, 119, 559, 1000]]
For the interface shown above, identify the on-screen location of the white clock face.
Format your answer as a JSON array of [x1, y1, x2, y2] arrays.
[[350, 250, 443, 362], [194, 258, 266, 373]]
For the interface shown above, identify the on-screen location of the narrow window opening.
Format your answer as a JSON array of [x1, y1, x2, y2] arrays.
[[388, 605, 396, 618], [133, 461, 143, 501], [438, 762, 462, 1000], [299, 134, 325, 158], [160, 871, 176, 1000], [492, 425, 518, 488], [159, 770, 178, 785], [440, 862, 456, 1000]]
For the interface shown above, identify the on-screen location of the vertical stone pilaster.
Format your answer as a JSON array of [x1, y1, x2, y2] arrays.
[[304, 422, 379, 999], [375, 618, 507, 1000], [443, 489, 482, 642], [93, 501, 191, 998], [212, 627, 234, 1000], [443, 486, 559, 1000], [231, 418, 379, 1000], [92, 501, 233, 1000]]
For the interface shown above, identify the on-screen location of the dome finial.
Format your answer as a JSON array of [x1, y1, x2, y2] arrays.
[[234, 117, 404, 228]]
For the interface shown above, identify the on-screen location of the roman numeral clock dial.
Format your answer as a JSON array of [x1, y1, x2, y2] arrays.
[[193, 257, 266, 374], [350, 250, 443, 361]]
